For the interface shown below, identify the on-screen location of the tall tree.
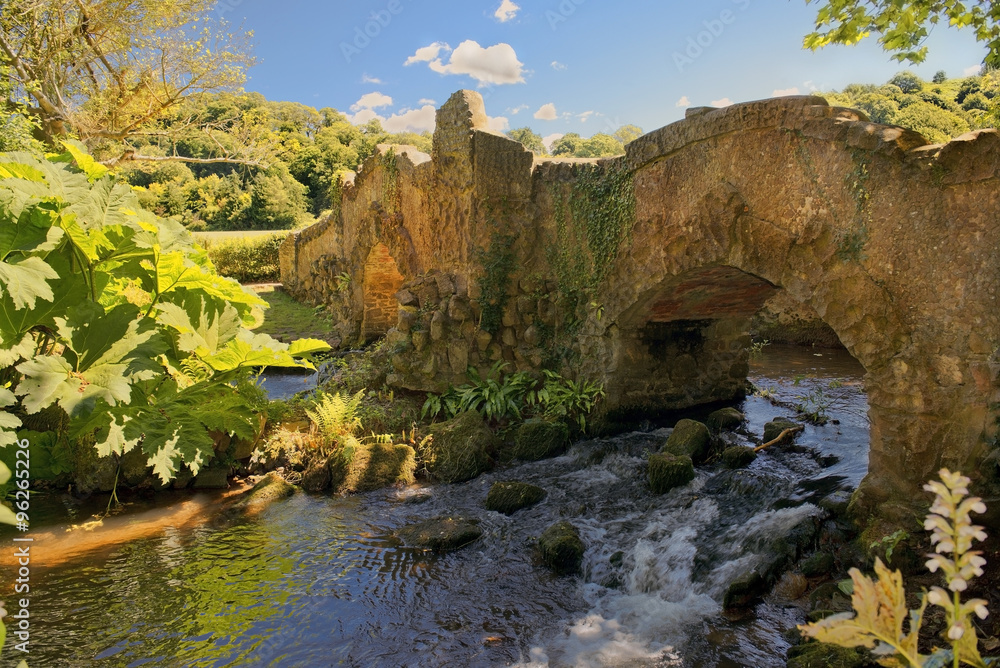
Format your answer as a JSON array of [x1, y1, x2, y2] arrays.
[[804, 0, 1000, 67], [0, 0, 256, 164], [507, 127, 547, 154]]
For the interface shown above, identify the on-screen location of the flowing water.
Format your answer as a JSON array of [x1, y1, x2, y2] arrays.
[[13, 345, 868, 667]]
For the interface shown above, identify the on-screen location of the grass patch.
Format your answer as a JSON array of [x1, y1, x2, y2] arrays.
[[252, 285, 337, 345]]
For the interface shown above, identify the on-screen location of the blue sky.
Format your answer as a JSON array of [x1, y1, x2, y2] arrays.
[[219, 0, 989, 146]]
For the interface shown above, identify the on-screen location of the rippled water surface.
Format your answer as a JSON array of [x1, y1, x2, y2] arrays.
[[18, 345, 869, 667]]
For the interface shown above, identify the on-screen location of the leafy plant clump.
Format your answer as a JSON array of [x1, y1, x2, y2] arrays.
[[200, 233, 285, 283], [0, 144, 329, 484], [421, 362, 604, 432], [799, 469, 995, 667]]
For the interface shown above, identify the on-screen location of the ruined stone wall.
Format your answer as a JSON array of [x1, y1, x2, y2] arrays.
[[281, 89, 1000, 516]]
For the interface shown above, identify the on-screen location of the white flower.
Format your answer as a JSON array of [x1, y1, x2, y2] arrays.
[[974, 602, 990, 620], [971, 501, 987, 515], [948, 577, 968, 592], [948, 624, 965, 640], [926, 589, 946, 605]]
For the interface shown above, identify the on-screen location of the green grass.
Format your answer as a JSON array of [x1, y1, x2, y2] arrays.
[[252, 285, 338, 345], [194, 230, 289, 245]]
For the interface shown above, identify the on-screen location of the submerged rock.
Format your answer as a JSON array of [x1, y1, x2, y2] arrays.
[[786, 643, 870, 668], [706, 407, 744, 432], [398, 517, 482, 551], [233, 472, 296, 513], [721, 446, 757, 469], [424, 411, 495, 483], [648, 453, 695, 494], [537, 521, 585, 575], [330, 442, 416, 493], [485, 481, 547, 515], [663, 419, 711, 461], [513, 419, 569, 461]]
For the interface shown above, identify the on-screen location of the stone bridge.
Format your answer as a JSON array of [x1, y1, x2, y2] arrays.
[[281, 90, 1000, 519]]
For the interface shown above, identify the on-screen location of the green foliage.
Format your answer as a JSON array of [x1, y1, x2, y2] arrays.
[[551, 130, 637, 158], [476, 230, 518, 335], [507, 127, 547, 155], [0, 147, 330, 483], [202, 233, 284, 283], [804, 0, 1000, 68], [305, 389, 364, 456], [799, 469, 994, 668], [422, 362, 604, 431]]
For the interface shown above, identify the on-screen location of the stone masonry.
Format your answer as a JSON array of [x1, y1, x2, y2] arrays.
[[281, 89, 1000, 520]]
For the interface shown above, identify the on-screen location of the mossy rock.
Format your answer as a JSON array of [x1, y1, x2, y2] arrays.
[[485, 481, 547, 515], [398, 517, 482, 551], [301, 458, 332, 493], [193, 463, 230, 489], [800, 551, 835, 577], [424, 411, 495, 483], [786, 643, 870, 668], [763, 417, 800, 443], [233, 472, 296, 513], [513, 418, 569, 461], [723, 569, 766, 609], [663, 419, 711, 461], [537, 521, 585, 575], [648, 453, 695, 494], [721, 446, 757, 469], [330, 441, 417, 493], [706, 407, 744, 432]]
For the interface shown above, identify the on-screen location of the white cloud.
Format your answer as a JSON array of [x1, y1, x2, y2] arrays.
[[351, 92, 393, 112], [675, 96, 690, 108], [361, 74, 383, 84], [542, 133, 564, 151], [349, 108, 381, 125], [382, 105, 437, 134], [711, 98, 733, 108], [405, 42, 450, 66], [494, 0, 519, 22], [418, 98, 436, 106], [551, 61, 568, 71], [508, 104, 529, 115], [534, 103, 557, 120], [578, 111, 595, 122], [804, 80, 819, 92], [773, 87, 800, 97], [488, 115, 510, 132], [964, 64, 983, 76], [417, 40, 525, 86]]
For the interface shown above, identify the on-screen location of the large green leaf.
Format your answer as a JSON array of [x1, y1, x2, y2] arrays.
[[0, 201, 65, 258], [156, 295, 242, 357], [0, 387, 22, 448], [0, 252, 89, 353], [203, 330, 316, 372], [153, 251, 266, 324], [0, 256, 59, 309], [58, 140, 110, 182]]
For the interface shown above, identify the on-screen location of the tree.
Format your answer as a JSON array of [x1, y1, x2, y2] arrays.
[[551, 133, 583, 156], [613, 124, 644, 145], [507, 127, 547, 154], [577, 133, 624, 158], [0, 0, 256, 164], [933, 70, 948, 83], [889, 71, 924, 94], [804, 0, 1000, 68]]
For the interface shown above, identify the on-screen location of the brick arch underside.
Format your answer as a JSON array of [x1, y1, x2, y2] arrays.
[[361, 243, 406, 341]]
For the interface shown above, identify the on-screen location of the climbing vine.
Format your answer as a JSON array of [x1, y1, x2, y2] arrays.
[[476, 227, 518, 335], [547, 161, 636, 326], [381, 148, 400, 216]]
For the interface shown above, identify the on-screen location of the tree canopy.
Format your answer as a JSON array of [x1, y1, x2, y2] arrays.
[[804, 0, 1000, 68]]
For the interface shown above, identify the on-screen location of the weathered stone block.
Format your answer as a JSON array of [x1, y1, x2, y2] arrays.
[[412, 330, 429, 352], [648, 453, 695, 493], [476, 330, 493, 352], [397, 305, 418, 333], [523, 325, 541, 347], [430, 310, 447, 341], [448, 340, 470, 375]]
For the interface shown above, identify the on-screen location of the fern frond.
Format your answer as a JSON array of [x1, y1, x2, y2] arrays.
[[306, 389, 365, 442]]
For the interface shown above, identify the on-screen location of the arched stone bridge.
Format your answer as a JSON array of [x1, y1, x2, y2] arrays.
[[281, 90, 1000, 519]]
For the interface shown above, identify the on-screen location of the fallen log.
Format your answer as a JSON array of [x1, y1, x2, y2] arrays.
[[753, 425, 805, 453]]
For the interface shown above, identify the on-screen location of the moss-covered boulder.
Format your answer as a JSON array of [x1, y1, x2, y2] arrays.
[[721, 446, 757, 469], [485, 481, 547, 515], [800, 551, 835, 577], [663, 419, 711, 460], [707, 407, 744, 432], [330, 441, 417, 493], [398, 517, 482, 551], [538, 521, 585, 575], [648, 453, 695, 494], [723, 568, 766, 608], [301, 458, 332, 492], [786, 643, 870, 668], [423, 411, 495, 483], [232, 472, 296, 514], [763, 417, 800, 443], [193, 463, 230, 489], [513, 419, 569, 461]]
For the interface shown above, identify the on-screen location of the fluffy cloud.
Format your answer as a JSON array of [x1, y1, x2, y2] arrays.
[[407, 40, 525, 86], [675, 95, 690, 108], [534, 103, 557, 120], [418, 98, 436, 106], [542, 133, 564, 152], [710, 98, 733, 108], [551, 61, 567, 71], [361, 74, 383, 84], [488, 115, 510, 132], [494, 0, 519, 22], [964, 64, 983, 76], [405, 42, 450, 66], [351, 92, 393, 112], [382, 105, 437, 133], [772, 87, 800, 97]]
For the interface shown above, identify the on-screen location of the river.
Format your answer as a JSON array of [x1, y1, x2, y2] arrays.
[[13, 344, 868, 667]]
